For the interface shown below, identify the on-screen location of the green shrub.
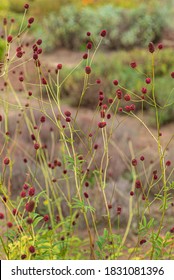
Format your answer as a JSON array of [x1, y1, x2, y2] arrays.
[[9, 0, 29, 13], [30, 0, 71, 17], [38, 4, 169, 52], [0, 38, 6, 61]]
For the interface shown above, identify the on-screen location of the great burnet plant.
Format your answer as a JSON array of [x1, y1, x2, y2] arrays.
[[0, 3, 174, 260]]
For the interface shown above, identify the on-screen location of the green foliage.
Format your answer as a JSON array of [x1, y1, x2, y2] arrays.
[[30, 0, 71, 17], [9, 0, 28, 13], [0, 38, 6, 61], [0, 0, 9, 11], [39, 4, 169, 51]]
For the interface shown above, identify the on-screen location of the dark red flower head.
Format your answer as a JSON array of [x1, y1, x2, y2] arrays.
[[130, 62, 137, 68], [43, 214, 49, 222], [29, 245, 35, 253], [85, 66, 91, 74], [3, 157, 10, 165], [0, 213, 4, 219], [24, 3, 29, 9], [7, 35, 13, 43], [64, 111, 71, 117], [28, 17, 34, 24], [148, 42, 155, 53], [25, 201, 35, 212], [57, 64, 62, 70], [28, 187, 35, 196], [98, 121, 106, 128], [100, 30, 107, 37]]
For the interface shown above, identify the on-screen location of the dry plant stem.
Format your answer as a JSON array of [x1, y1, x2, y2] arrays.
[[68, 124, 95, 259], [150, 53, 167, 259], [100, 128, 115, 257], [116, 140, 136, 258]]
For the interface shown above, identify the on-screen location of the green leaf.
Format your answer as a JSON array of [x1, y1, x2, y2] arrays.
[[32, 216, 43, 228]]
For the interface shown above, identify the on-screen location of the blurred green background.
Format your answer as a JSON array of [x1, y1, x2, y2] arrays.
[[1, 0, 174, 125]]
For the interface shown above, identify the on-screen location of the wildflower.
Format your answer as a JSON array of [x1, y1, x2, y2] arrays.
[[29, 246, 35, 253], [116, 89, 122, 99], [132, 159, 137, 166], [36, 39, 42, 45], [113, 79, 118, 86], [3, 18, 7, 25], [148, 42, 155, 53], [28, 17, 34, 24], [130, 104, 136, 111], [94, 144, 98, 150], [140, 155, 145, 161], [43, 215, 49, 222], [107, 114, 111, 119], [141, 87, 147, 94], [140, 239, 146, 245], [34, 143, 40, 150], [166, 160, 171, 167], [21, 254, 27, 259], [66, 117, 71, 122], [41, 77, 47, 85], [7, 35, 13, 43], [100, 30, 107, 37], [40, 116, 46, 123], [146, 77, 151, 84], [171, 72, 174, 78], [7, 222, 13, 228], [3, 157, 10, 165], [117, 206, 121, 215], [98, 121, 106, 128], [86, 42, 92, 49], [0, 213, 4, 219], [84, 192, 89, 198], [170, 227, 174, 233], [87, 31, 91, 36], [108, 98, 113, 104], [130, 62, 137, 68], [103, 104, 107, 110], [25, 201, 35, 212], [64, 111, 71, 117], [57, 64, 62, 70], [12, 208, 17, 216], [19, 76, 24, 82], [26, 217, 33, 224], [85, 66, 91, 74], [130, 191, 134, 196], [28, 187, 35, 196], [158, 43, 163, 50], [85, 182, 89, 187], [24, 3, 29, 9], [83, 53, 88, 59], [100, 110, 105, 118], [124, 94, 131, 101], [20, 191, 26, 198], [135, 180, 141, 189]]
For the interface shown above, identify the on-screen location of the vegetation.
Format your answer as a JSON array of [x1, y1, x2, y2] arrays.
[[0, 2, 174, 261]]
